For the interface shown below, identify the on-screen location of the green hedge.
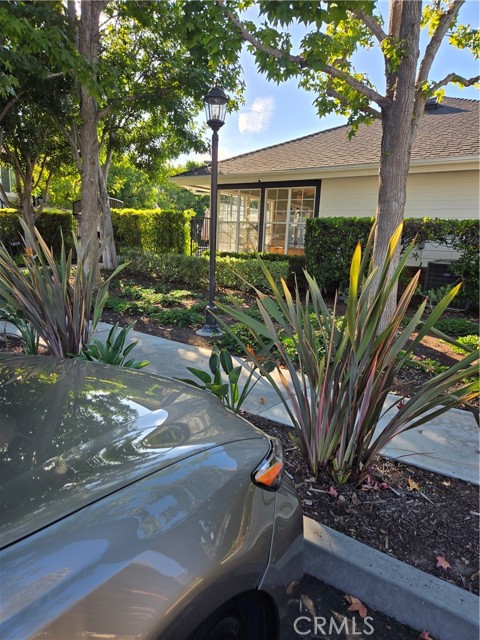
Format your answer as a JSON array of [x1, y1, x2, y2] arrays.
[[0, 209, 74, 254], [216, 250, 306, 288], [305, 217, 479, 306], [120, 249, 289, 293], [112, 208, 194, 255]]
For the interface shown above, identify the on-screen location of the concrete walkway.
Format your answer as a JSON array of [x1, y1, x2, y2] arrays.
[[97, 322, 480, 486]]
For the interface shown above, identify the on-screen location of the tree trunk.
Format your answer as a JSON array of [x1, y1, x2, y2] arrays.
[[373, 0, 422, 328], [77, 0, 104, 278], [98, 163, 118, 269]]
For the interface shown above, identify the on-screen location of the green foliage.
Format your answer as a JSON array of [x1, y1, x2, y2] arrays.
[[78, 322, 149, 369], [0, 304, 39, 355], [305, 217, 374, 290], [112, 208, 194, 255], [0, 209, 74, 254], [177, 344, 274, 414], [434, 317, 479, 338], [218, 224, 479, 483], [120, 249, 289, 292], [0, 220, 124, 358], [121, 250, 209, 289], [306, 217, 479, 306], [450, 335, 480, 355], [215, 256, 289, 292], [105, 281, 204, 327], [218, 251, 306, 288]]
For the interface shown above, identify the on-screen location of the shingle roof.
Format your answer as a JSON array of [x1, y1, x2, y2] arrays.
[[177, 97, 478, 178]]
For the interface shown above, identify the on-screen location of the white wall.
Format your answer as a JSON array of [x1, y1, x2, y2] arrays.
[[319, 169, 479, 219], [319, 169, 479, 266]]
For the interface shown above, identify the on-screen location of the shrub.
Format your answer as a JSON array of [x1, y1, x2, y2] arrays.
[[305, 217, 479, 307], [0, 209, 74, 254], [120, 249, 289, 292], [219, 223, 479, 483], [434, 317, 479, 337], [112, 208, 195, 254], [177, 344, 274, 414], [0, 221, 124, 357]]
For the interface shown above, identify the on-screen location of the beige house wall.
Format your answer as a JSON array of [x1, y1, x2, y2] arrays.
[[319, 169, 479, 266], [319, 169, 479, 219]]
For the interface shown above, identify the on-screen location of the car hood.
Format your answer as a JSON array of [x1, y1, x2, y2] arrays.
[[0, 355, 267, 549]]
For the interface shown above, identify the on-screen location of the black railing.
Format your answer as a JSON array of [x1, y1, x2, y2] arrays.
[[190, 215, 210, 256]]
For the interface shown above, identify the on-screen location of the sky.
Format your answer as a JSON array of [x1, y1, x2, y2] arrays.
[[180, 0, 479, 165]]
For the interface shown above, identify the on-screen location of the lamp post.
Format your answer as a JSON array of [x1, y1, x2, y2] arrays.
[[196, 87, 229, 337]]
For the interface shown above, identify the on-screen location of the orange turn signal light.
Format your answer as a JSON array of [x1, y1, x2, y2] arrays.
[[252, 438, 284, 491]]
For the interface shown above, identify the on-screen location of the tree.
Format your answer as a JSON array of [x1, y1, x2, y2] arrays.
[[0, 1, 77, 153], [64, 0, 244, 271], [185, 0, 478, 322], [0, 78, 72, 236]]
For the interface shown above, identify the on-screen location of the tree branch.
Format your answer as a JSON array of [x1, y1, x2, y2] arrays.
[[217, 0, 389, 108], [97, 88, 169, 120], [326, 86, 381, 119], [432, 72, 480, 90], [0, 92, 25, 124], [0, 182, 12, 207], [354, 9, 388, 43], [417, 0, 464, 86]]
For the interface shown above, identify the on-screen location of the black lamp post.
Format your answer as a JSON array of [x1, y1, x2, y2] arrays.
[[196, 87, 229, 337]]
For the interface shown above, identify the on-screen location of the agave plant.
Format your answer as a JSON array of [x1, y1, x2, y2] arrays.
[[0, 219, 124, 358], [218, 224, 479, 483]]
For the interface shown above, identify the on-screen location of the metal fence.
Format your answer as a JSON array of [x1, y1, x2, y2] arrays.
[[190, 215, 210, 256]]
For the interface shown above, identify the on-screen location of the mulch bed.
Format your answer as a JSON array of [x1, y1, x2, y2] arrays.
[[244, 412, 479, 596]]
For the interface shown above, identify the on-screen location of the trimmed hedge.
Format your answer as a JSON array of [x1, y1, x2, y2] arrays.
[[305, 217, 479, 306], [0, 209, 74, 254], [216, 250, 306, 288], [120, 249, 289, 293], [111, 208, 195, 255]]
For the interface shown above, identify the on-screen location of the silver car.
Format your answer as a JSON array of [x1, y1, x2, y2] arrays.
[[0, 354, 303, 640]]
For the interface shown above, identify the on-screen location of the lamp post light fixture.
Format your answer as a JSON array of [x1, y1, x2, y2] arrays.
[[196, 87, 229, 337]]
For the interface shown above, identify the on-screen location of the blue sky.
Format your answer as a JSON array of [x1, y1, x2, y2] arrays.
[[182, 0, 479, 164]]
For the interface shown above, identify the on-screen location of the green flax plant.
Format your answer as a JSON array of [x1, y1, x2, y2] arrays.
[[0, 220, 124, 358], [217, 224, 479, 483]]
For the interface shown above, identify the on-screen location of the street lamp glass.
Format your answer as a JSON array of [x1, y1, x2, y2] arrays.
[[204, 87, 228, 128]]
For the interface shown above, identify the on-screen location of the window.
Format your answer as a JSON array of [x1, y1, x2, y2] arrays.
[[264, 186, 316, 255], [217, 189, 261, 253]]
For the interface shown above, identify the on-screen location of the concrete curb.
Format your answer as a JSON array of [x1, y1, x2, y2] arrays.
[[304, 517, 479, 640]]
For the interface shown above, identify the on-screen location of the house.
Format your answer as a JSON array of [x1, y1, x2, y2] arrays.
[[172, 97, 479, 265]]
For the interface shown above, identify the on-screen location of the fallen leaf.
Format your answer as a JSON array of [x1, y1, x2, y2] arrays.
[[441, 480, 451, 487], [407, 477, 420, 492], [328, 486, 338, 498], [344, 595, 368, 619], [418, 631, 434, 639], [258, 396, 266, 405], [435, 555, 451, 571], [351, 492, 360, 505], [286, 579, 299, 594]]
